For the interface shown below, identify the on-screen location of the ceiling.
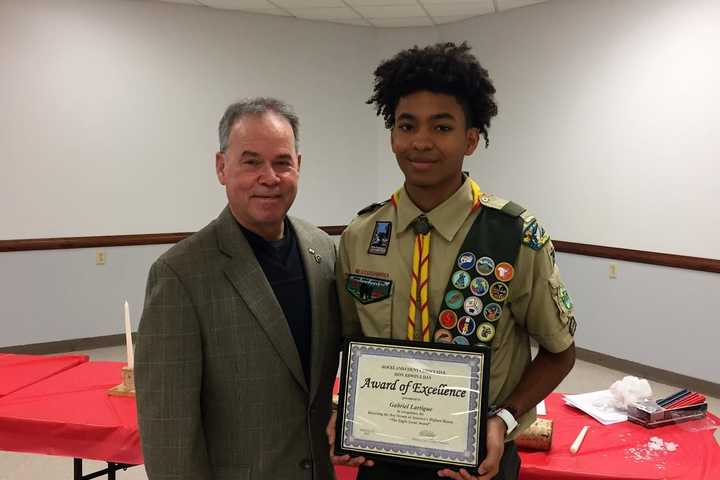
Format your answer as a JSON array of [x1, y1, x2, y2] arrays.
[[153, 0, 549, 28]]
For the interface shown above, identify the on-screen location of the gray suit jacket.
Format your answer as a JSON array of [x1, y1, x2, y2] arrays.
[[135, 207, 340, 480]]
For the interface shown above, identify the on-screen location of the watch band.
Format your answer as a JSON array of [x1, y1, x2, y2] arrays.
[[490, 406, 518, 434]]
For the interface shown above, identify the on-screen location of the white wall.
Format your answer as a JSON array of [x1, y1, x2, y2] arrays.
[[447, 0, 720, 259], [0, 0, 379, 239]]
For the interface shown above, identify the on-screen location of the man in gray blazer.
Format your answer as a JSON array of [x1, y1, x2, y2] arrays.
[[135, 98, 340, 479]]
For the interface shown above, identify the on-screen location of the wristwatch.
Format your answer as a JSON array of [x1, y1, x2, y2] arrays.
[[489, 405, 518, 435]]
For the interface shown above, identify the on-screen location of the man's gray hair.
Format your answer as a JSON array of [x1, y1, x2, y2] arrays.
[[218, 97, 300, 153]]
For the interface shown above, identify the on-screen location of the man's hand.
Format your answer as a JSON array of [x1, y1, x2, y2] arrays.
[[326, 411, 375, 467], [437, 416, 506, 479]]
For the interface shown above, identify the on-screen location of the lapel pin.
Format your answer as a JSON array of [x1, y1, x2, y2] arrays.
[[308, 248, 321, 264]]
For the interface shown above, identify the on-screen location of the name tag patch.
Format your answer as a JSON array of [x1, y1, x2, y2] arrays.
[[346, 274, 392, 304]]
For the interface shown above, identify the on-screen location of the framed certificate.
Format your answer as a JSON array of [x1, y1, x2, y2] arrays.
[[335, 337, 491, 470]]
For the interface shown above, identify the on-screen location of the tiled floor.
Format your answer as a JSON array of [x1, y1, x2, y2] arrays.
[[1, 345, 718, 479]]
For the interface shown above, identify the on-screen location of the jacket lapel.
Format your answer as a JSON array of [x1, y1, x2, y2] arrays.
[[290, 217, 326, 403], [216, 207, 308, 393]]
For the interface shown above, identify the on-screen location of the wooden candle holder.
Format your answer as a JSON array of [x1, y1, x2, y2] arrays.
[[108, 366, 136, 397]]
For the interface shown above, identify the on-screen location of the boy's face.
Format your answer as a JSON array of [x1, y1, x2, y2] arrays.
[[391, 90, 479, 191]]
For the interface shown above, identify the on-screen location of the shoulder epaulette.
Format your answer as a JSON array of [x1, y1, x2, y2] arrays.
[[357, 200, 389, 216], [520, 210, 537, 227], [520, 210, 550, 250], [480, 194, 526, 218]]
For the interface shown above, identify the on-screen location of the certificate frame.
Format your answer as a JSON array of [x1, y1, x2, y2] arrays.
[[334, 337, 491, 470]]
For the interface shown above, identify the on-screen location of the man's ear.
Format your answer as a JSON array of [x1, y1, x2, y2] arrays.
[[464, 128, 480, 156], [297, 153, 302, 172], [215, 152, 227, 185]]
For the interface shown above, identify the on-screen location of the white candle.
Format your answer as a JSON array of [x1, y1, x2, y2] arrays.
[[570, 425, 589, 455], [124, 300, 134, 369]]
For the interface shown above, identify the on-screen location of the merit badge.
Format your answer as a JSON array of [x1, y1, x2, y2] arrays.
[[476, 256, 495, 276], [483, 303, 502, 322], [495, 262, 514, 282], [489, 282, 509, 302], [438, 309, 458, 330], [559, 286, 574, 311], [345, 274, 392, 305], [457, 252, 476, 271], [470, 277, 490, 297], [476, 322, 496, 343], [457, 316, 476, 336], [434, 328, 453, 343], [368, 221, 392, 255], [463, 296, 483, 316], [452, 336, 470, 346], [523, 221, 550, 251], [451, 270, 471, 289], [444, 290, 464, 310]]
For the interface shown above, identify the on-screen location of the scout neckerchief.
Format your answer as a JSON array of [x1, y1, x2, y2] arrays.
[[434, 196, 525, 347], [391, 179, 482, 342]]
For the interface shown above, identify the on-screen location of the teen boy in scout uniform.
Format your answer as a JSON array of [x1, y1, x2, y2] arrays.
[[335, 42, 577, 480]]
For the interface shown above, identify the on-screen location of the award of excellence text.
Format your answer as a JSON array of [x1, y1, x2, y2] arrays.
[[359, 377, 468, 398]]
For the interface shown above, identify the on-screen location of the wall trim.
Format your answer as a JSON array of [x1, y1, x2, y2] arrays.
[[1, 229, 718, 273], [0, 334, 131, 355], [575, 347, 720, 399], [553, 240, 720, 274]]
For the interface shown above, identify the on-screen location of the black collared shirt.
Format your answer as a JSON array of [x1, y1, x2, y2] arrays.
[[240, 219, 312, 384]]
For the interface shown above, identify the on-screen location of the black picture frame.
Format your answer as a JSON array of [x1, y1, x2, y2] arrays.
[[334, 336, 491, 470]]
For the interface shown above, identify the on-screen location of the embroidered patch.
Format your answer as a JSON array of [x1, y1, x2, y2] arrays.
[[368, 221, 392, 255], [451, 270, 471, 290], [453, 336, 470, 346], [457, 316, 476, 336], [568, 316, 577, 336], [476, 257, 495, 276], [444, 290, 464, 310], [346, 274, 392, 304], [438, 309, 458, 330], [559, 286, 574, 311], [463, 296, 483, 316], [489, 282, 509, 302], [476, 322, 496, 343], [434, 328, 453, 343], [457, 252, 476, 271], [470, 277, 490, 297], [495, 262, 514, 282], [523, 220, 550, 250], [483, 303, 502, 322]]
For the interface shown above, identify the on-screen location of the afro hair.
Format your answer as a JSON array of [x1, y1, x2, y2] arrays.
[[368, 41, 498, 147]]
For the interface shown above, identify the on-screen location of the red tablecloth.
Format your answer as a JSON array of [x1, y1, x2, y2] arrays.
[[333, 389, 720, 480], [0, 353, 88, 397], [0, 361, 141, 465], [0, 361, 718, 480]]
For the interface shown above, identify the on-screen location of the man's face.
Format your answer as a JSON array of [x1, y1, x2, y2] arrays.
[[216, 112, 300, 237], [391, 90, 479, 190]]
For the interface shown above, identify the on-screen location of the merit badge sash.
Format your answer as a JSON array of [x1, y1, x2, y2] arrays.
[[434, 208, 524, 347]]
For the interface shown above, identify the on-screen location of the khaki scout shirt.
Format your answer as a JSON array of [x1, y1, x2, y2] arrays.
[[337, 178, 576, 436]]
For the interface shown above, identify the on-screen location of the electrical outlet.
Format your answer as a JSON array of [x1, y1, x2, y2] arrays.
[[609, 263, 617, 279], [96, 250, 106, 265]]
